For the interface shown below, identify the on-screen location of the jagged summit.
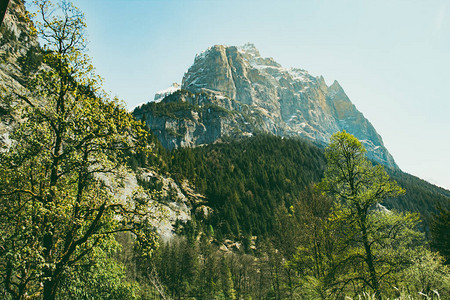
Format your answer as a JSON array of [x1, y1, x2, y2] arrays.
[[135, 44, 398, 169], [238, 43, 260, 56], [329, 80, 343, 90]]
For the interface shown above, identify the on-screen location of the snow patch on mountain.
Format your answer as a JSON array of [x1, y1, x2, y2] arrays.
[[154, 83, 181, 102]]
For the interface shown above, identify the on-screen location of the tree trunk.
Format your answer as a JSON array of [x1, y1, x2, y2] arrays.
[[43, 277, 58, 300], [361, 223, 382, 300], [42, 227, 56, 300]]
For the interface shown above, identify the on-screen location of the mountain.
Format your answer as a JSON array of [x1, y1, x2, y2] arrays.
[[134, 43, 397, 168]]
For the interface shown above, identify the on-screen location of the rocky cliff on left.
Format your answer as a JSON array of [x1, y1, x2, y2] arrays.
[[0, 0, 40, 149], [0, 0, 39, 84]]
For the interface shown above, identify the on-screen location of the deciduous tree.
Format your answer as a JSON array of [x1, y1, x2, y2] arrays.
[[0, 1, 157, 299], [319, 131, 407, 299]]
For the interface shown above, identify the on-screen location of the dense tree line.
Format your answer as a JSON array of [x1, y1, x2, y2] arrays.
[[133, 90, 232, 121], [385, 168, 450, 231], [136, 186, 448, 299], [141, 133, 449, 243], [168, 135, 326, 239], [133, 133, 448, 299]]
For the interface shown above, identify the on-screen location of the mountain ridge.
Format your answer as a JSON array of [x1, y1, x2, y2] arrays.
[[135, 43, 398, 168]]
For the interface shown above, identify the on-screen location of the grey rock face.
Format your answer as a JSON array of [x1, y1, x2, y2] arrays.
[[135, 43, 398, 169], [0, 0, 41, 151], [0, 0, 39, 83], [134, 90, 261, 149]]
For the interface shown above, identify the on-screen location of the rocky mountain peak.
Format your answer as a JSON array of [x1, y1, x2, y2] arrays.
[[328, 80, 343, 92], [137, 44, 398, 169], [239, 43, 260, 56], [327, 80, 351, 103], [154, 82, 180, 103], [1, 0, 41, 150]]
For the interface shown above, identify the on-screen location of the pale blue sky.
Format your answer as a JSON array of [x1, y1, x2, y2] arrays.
[[28, 0, 450, 190]]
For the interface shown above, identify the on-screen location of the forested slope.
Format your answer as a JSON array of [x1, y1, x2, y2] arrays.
[[138, 133, 450, 299], [170, 135, 326, 238], [150, 134, 450, 240]]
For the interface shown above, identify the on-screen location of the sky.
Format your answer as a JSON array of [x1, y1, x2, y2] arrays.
[[28, 0, 449, 190]]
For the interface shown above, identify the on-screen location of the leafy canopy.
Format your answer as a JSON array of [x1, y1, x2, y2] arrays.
[[0, 1, 157, 299], [319, 131, 409, 299]]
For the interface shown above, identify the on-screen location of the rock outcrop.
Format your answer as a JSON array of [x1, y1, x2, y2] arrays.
[[135, 43, 398, 168], [0, 0, 40, 151]]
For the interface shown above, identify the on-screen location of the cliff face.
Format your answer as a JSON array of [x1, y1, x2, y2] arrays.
[[135, 43, 398, 168], [0, 0, 40, 151], [0, 0, 39, 84], [181, 43, 341, 143]]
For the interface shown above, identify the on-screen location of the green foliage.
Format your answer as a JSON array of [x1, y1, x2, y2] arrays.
[[170, 134, 326, 239], [143, 188, 449, 300], [0, 1, 158, 299], [399, 250, 450, 297], [143, 236, 273, 299], [124, 128, 170, 174], [58, 244, 140, 299], [135, 95, 231, 121], [2, 1, 448, 297], [385, 168, 450, 229], [318, 131, 424, 299], [161, 132, 449, 244], [134, 89, 232, 115], [128, 130, 450, 299], [430, 206, 450, 264], [324, 208, 427, 298], [127, 129, 450, 298], [320, 131, 406, 206]]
